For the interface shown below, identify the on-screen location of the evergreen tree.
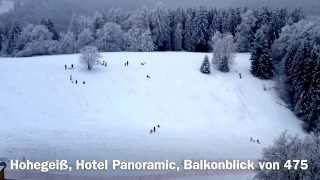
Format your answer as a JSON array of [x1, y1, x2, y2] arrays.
[[272, 20, 319, 132], [192, 7, 209, 52], [251, 25, 274, 79], [200, 55, 211, 74]]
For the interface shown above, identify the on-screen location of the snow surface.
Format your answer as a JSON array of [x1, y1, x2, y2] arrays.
[[0, 52, 304, 179]]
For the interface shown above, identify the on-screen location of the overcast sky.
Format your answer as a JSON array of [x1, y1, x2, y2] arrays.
[[67, 0, 320, 15], [14, 0, 320, 15]]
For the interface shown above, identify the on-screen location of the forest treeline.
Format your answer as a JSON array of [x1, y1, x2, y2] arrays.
[[0, 5, 304, 56]]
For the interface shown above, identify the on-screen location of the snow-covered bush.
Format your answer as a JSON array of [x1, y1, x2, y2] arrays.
[[212, 32, 235, 72], [200, 55, 211, 74], [79, 46, 101, 71]]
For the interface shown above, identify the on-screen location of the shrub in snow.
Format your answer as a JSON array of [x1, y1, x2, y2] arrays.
[[255, 132, 320, 180], [79, 46, 101, 71], [212, 31, 235, 72], [200, 55, 211, 74]]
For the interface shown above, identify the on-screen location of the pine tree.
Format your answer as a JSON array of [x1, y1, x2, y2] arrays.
[[200, 55, 211, 74], [192, 7, 209, 52], [251, 25, 274, 79]]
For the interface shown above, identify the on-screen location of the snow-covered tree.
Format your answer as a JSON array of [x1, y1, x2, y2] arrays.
[[126, 27, 154, 52], [235, 10, 257, 52], [212, 32, 235, 72], [40, 18, 60, 40], [250, 25, 274, 79], [2, 23, 22, 55], [192, 7, 210, 52], [288, 8, 305, 24], [68, 15, 93, 38], [150, 3, 171, 51], [184, 9, 195, 51], [126, 7, 150, 30], [79, 45, 101, 71], [95, 22, 124, 52], [105, 8, 126, 25], [272, 20, 320, 132], [92, 11, 106, 35], [173, 23, 183, 51], [256, 132, 320, 180], [15, 25, 59, 57], [77, 28, 94, 51], [58, 31, 76, 54], [200, 55, 211, 74]]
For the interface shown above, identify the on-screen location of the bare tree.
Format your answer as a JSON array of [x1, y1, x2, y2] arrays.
[[79, 46, 101, 70]]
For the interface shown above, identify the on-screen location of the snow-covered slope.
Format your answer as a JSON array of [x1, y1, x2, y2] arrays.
[[0, 52, 303, 178]]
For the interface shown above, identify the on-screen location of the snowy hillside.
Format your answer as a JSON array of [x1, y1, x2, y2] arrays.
[[0, 52, 303, 178]]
